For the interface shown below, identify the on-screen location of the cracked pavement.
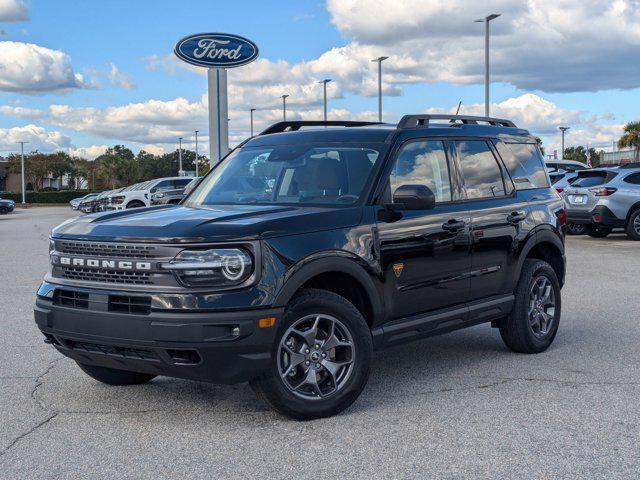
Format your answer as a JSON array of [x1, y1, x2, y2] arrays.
[[1, 207, 639, 479]]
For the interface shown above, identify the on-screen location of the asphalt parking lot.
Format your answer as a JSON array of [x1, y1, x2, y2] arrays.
[[1, 206, 639, 479]]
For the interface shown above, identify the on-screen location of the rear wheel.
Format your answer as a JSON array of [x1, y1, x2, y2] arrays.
[[76, 362, 156, 385], [250, 289, 372, 420], [625, 209, 640, 241], [499, 259, 561, 354], [567, 222, 585, 235], [585, 225, 612, 238], [0, 206, 8, 214]]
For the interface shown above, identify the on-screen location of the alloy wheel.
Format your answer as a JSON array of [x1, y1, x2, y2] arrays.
[[528, 275, 556, 338], [634, 215, 640, 235], [277, 314, 355, 400]]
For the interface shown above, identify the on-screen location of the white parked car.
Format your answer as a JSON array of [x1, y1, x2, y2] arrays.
[[107, 177, 194, 210], [545, 159, 588, 173]]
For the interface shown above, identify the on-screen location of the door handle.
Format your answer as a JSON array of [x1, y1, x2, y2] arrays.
[[507, 211, 526, 224], [442, 219, 466, 231]]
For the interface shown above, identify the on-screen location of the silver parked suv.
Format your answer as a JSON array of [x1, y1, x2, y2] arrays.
[[565, 165, 640, 240]]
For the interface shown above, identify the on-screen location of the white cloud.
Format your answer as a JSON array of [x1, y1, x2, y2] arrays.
[[0, 124, 71, 153], [326, 0, 640, 93], [0, 0, 28, 22], [0, 41, 86, 94], [107, 63, 135, 90], [69, 144, 109, 160]]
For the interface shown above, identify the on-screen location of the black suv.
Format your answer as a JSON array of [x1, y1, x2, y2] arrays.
[[35, 115, 566, 419]]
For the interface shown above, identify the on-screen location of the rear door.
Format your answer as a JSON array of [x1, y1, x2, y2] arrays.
[[375, 139, 472, 319], [453, 139, 529, 301]]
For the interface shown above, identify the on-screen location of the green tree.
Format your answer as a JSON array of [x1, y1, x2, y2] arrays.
[[535, 137, 545, 156], [618, 121, 640, 162], [95, 145, 139, 188]]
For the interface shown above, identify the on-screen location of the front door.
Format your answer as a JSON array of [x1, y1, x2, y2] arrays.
[[375, 139, 472, 320]]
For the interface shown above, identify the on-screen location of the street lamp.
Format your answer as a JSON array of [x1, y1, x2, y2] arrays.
[[250, 108, 256, 136], [474, 13, 501, 117], [178, 137, 183, 175], [281, 94, 289, 121], [559, 126, 570, 159], [194, 130, 199, 177], [371, 56, 389, 122], [17, 141, 28, 206], [319, 79, 332, 122]]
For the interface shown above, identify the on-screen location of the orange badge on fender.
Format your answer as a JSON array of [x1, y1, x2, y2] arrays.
[[393, 263, 404, 278]]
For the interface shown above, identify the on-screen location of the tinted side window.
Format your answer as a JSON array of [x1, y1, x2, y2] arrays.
[[389, 140, 451, 203], [571, 173, 608, 187], [495, 142, 550, 189], [624, 173, 640, 185], [154, 180, 174, 191], [174, 178, 193, 188], [455, 140, 506, 199]]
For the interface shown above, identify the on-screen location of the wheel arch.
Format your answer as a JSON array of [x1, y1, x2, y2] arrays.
[[625, 201, 640, 224], [516, 228, 566, 288], [272, 255, 383, 328]]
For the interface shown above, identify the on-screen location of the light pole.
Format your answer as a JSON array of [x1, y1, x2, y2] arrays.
[[474, 13, 501, 117], [194, 130, 199, 177], [178, 137, 183, 175], [281, 94, 289, 121], [559, 126, 570, 159], [18, 141, 27, 206], [371, 56, 388, 122], [250, 108, 256, 136], [319, 79, 332, 122]]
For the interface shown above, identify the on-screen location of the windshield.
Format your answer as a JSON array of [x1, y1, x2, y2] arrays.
[[185, 143, 387, 207]]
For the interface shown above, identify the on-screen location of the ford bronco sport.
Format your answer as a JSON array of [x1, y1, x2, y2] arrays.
[[35, 115, 566, 419]]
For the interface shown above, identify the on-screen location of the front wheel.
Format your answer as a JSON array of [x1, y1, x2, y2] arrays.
[[499, 259, 561, 354], [585, 225, 612, 238], [76, 362, 156, 385], [250, 289, 372, 420], [126, 200, 145, 209], [0, 206, 8, 215]]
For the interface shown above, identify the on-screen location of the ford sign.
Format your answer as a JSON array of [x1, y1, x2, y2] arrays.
[[174, 33, 259, 68]]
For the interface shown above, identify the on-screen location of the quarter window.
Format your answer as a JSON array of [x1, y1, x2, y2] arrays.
[[455, 141, 507, 199], [495, 142, 550, 190], [624, 173, 640, 185], [389, 141, 452, 203]]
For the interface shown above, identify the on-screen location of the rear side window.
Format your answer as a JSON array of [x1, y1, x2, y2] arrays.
[[571, 171, 617, 187], [624, 173, 640, 185], [455, 140, 507, 199], [495, 142, 549, 189], [174, 178, 193, 188]]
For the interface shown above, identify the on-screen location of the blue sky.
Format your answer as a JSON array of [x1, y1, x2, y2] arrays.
[[0, 0, 638, 158]]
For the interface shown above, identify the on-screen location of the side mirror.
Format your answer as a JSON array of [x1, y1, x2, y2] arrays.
[[392, 184, 436, 210], [150, 187, 157, 193]]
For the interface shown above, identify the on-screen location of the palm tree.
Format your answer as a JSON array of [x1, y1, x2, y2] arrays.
[[618, 121, 640, 162]]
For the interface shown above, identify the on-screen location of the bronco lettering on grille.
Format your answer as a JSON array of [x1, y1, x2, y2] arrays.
[[58, 256, 151, 271]]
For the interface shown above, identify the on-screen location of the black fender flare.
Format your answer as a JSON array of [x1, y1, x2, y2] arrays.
[[272, 253, 384, 325], [514, 227, 566, 286]]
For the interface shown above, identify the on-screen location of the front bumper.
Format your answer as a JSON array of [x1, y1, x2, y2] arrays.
[[567, 205, 625, 228], [34, 295, 283, 384]]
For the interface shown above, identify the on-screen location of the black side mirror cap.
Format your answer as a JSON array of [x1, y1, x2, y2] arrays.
[[392, 184, 436, 210]]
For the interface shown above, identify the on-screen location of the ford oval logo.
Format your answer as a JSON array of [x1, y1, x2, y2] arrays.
[[174, 33, 259, 68]]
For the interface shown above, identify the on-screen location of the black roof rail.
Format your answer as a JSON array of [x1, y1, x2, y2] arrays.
[[259, 120, 382, 135], [397, 114, 516, 129]]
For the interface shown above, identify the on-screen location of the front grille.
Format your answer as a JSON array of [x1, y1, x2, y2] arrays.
[[53, 290, 89, 309], [65, 340, 159, 361], [61, 267, 152, 285], [58, 241, 157, 258], [109, 295, 151, 315]]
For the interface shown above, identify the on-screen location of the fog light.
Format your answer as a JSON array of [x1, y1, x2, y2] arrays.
[[231, 326, 240, 337]]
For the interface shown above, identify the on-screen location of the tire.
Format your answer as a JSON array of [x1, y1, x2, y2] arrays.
[[625, 209, 640, 241], [76, 362, 156, 385], [499, 259, 561, 354], [585, 224, 612, 238], [249, 288, 373, 420], [126, 200, 145, 209], [0, 207, 8, 215], [567, 223, 585, 235]]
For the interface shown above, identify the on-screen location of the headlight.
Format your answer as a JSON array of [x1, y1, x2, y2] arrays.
[[162, 248, 253, 287], [153, 192, 165, 199]]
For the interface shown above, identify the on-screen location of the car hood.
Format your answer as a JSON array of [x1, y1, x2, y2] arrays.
[[52, 204, 363, 243]]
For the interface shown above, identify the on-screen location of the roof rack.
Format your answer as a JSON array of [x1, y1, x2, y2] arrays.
[[397, 114, 516, 129], [259, 120, 382, 135]]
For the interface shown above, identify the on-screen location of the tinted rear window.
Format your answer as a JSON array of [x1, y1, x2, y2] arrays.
[[571, 171, 617, 187], [495, 142, 549, 189]]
